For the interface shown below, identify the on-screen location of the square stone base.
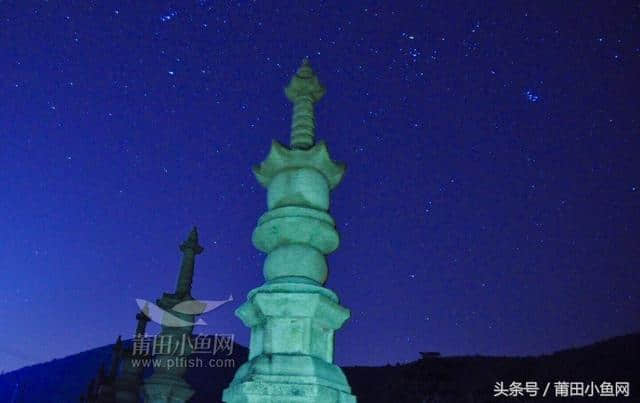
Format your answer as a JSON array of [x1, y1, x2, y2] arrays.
[[143, 375, 194, 403], [223, 376, 356, 403]]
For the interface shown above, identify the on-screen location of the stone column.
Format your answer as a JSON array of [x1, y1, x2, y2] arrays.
[[143, 228, 203, 403], [114, 309, 151, 403], [222, 60, 356, 403]]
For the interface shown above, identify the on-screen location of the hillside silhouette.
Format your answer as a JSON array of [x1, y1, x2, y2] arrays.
[[0, 333, 637, 402]]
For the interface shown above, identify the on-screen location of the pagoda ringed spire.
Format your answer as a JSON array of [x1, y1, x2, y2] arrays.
[[174, 226, 203, 297], [285, 58, 326, 149]]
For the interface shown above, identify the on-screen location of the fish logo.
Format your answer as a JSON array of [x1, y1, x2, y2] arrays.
[[135, 295, 233, 327]]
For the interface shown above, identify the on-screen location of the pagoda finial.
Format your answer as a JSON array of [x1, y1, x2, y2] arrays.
[[114, 335, 122, 350], [109, 336, 123, 378], [180, 227, 203, 253], [175, 226, 203, 297], [135, 303, 151, 336], [285, 59, 325, 149]]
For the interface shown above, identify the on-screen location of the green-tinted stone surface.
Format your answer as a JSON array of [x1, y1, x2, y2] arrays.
[[223, 61, 356, 403]]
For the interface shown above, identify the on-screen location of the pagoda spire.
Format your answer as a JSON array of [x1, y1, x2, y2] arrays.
[[174, 226, 203, 297], [285, 59, 326, 149]]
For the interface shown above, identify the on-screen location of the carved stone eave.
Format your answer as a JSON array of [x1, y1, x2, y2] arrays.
[[252, 140, 346, 189]]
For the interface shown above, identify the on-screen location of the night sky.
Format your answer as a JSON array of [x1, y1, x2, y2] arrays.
[[1, 1, 639, 374]]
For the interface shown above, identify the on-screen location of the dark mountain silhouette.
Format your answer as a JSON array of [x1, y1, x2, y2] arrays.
[[346, 333, 639, 402], [0, 333, 637, 402]]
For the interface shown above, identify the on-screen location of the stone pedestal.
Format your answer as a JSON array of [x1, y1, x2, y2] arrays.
[[223, 60, 355, 403], [223, 283, 354, 403], [143, 375, 193, 403], [142, 294, 197, 403]]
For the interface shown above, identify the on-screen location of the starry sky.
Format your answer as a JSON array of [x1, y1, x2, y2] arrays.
[[1, 1, 639, 373]]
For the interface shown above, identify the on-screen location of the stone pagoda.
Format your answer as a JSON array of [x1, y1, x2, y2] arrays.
[[222, 60, 356, 402], [113, 306, 151, 403], [143, 227, 204, 403]]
